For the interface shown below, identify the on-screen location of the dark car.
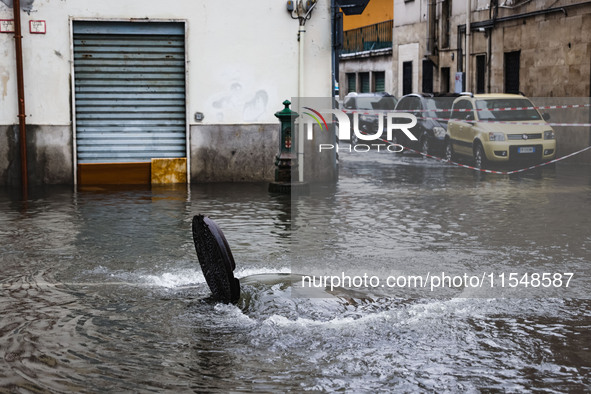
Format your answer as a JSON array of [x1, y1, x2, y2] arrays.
[[393, 93, 459, 155], [342, 92, 398, 144]]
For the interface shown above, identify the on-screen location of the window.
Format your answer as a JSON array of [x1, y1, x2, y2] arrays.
[[452, 99, 474, 121], [441, 0, 451, 49], [344, 97, 356, 110], [426, 96, 455, 119], [476, 99, 541, 121], [360, 72, 370, 93], [396, 97, 409, 111], [406, 96, 422, 112], [347, 73, 356, 94], [374, 71, 385, 92]]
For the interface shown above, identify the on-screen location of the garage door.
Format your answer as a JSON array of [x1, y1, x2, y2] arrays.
[[73, 21, 186, 184]]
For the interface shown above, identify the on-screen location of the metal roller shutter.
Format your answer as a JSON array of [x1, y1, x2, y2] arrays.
[[73, 22, 186, 164]]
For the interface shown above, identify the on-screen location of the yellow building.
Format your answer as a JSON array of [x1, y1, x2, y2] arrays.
[[339, 0, 394, 97], [343, 0, 393, 30]]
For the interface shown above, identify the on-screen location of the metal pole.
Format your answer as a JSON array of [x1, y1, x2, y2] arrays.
[[297, 22, 305, 183], [465, 0, 471, 92], [13, 0, 28, 200]]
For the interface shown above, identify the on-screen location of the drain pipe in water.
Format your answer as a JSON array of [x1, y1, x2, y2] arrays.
[[13, 0, 28, 200]]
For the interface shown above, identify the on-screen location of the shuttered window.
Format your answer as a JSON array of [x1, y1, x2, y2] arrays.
[[73, 22, 186, 164], [347, 73, 356, 93], [374, 71, 385, 92], [360, 72, 370, 93]]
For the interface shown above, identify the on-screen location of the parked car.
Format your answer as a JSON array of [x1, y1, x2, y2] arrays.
[[444, 93, 556, 168], [342, 92, 398, 144], [393, 93, 459, 155]]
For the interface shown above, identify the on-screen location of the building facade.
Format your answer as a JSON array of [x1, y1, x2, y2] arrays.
[[393, 0, 591, 97], [0, 0, 336, 186], [338, 0, 394, 98], [393, 0, 591, 161]]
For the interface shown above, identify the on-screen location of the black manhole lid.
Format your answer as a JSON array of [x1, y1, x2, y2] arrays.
[[192, 215, 240, 303]]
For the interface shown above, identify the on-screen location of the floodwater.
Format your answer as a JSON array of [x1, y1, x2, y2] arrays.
[[1, 149, 590, 392]]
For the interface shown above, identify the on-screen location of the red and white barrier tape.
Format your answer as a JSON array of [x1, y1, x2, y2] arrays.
[[415, 116, 591, 127], [340, 109, 591, 127], [343, 102, 591, 114], [407, 144, 591, 175], [365, 136, 591, 175]]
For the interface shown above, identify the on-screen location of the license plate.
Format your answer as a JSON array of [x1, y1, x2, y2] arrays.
[[518, 147, 535, 154]]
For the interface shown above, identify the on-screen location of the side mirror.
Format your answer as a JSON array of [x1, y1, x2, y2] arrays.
[[465, 113, 474, 121], [542, 113, 551, 121]]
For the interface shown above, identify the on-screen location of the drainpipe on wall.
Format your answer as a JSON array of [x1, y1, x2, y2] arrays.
[[487, 0, 497, 93], [426, 0, 436, 56], [465, 0, 471, 92], [293, 0, 317, 183], [13, 0, 28, 200], [298, 20, 306, 183]]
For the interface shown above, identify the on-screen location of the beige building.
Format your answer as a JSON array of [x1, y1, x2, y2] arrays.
[[393, 0, 591, 97], [392, 0, 591, 161]]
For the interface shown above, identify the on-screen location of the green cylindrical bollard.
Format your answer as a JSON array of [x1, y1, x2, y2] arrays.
[[273, 100, 299, 183], [269, 100, 309, 194]]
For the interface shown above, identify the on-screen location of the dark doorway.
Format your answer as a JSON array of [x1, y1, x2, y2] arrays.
[[441, 67, 450, 93], [476, 54, 486, 94], [422, 59, 433, 94], [504, 51, 520, 94], [403, 61, 413, 95]]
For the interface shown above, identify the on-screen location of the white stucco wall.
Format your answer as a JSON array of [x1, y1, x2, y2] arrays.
[[0, 0, 332, 126], [397, 43, 419, 96], [394, 0, 424, 27]]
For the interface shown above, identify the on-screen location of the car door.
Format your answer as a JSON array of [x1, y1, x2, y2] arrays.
[[450, 99, 474, 156]]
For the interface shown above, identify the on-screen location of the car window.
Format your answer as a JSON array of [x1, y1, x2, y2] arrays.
[[403, 97, 416, 111], [452, 99, 474, 120], [344, 97, 355, 109], [396, 97, 408, 111], [373, 96, 397, 111], [426, 97, 455, 119], [476, 98, 542, 121], [357, 96, 396, 110]]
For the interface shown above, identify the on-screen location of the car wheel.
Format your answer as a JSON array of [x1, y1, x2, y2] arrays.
[[420, 136, 430, 156], [444, 139, 454, 162], [474, 143, 487, 169]]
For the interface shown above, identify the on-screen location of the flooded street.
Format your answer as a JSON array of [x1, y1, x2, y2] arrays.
[[1, 150, 590, 392]]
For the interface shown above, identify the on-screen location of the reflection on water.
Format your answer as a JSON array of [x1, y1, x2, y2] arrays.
[[1, 151, 590, 391]]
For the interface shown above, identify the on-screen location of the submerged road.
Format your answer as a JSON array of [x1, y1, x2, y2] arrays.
[[0, 150, 590, 391]]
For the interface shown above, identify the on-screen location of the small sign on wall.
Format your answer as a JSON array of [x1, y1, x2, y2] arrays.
[[29, 20, 46, 34], [0, 19, 15, 33]]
